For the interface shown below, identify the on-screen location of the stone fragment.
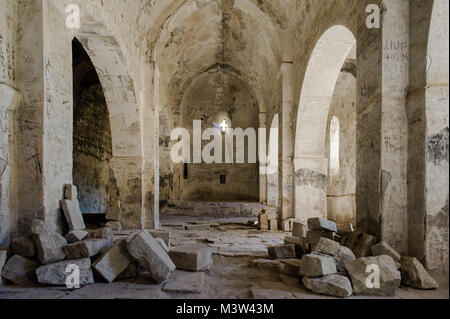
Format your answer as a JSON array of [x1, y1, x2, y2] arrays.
[[65, 230, 88, 244], [162, 271, 205, 294], [86, 227, 114, 240], [313, 237, 340, 256], [308, 218, 337, 233], [306, 230, 323, 246], [105, 221, 122, 231], [284, 236, 308, 258], [371, 241, 401, 262], [30, 219, 50, 235], [352, 233, 377, 258], [303, 274, 353, 298], [60, 199, 86, 231], [269, 220, 278, 231], [156, 238, 169, 253], [11, 236, 36, 257], [334, 246, 356, 273], [345, 255, 401, 296], [336, 223, 354, 235], [268, 244, 296, 260], [169, 244, 212, 271], [249, 259, 285, 272], [36, 258, 94, 286], [126, 231, 175, 283], [341, 231, 361, 249], [93, 239, 133, 283], [400, 257, 439, 290], [299, 254, 337, 277], [34, 232, 67, 264], [292, 221, 307, 238], [148, 230, 171, 246], [64, 184, 78, 200], [117, 262, 141, 280], [63, 238, 113, 259], [281, 259, 302, 277], [1, 255, 39, 285], [258, 212, 269, 231]]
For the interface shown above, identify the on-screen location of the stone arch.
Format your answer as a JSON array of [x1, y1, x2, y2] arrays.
[[293, 25, 356, 223], [72, 18, 144, 230]]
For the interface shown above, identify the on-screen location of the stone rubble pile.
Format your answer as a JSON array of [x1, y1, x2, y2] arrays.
[[250, 217, 440, 298], [0, 185, 213, 288]]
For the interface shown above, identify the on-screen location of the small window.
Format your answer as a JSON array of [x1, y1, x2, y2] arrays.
[[330, 116, 340, 176], [183, 163, 189, 180], [220, 175, 227, 184]]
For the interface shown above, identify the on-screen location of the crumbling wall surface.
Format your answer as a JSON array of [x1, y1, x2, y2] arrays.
[[326, 71, 357, 224], [180, 70, 260, 202], [0, 0, 20, 245]]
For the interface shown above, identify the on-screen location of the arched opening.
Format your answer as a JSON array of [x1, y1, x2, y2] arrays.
[[294, 25, 356, 224], [72, 38, 116, 217]]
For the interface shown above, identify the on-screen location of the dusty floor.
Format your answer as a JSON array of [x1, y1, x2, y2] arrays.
[[0, 216, 448, 299]]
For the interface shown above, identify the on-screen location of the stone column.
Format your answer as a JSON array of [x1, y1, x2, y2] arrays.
[[279, 62, 294, 221], [380, 0, 409, 254], [259, 112, 267, 204]]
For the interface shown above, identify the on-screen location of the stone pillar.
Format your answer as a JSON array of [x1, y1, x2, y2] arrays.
[[279, 62, 294, 221], [380, 0, 409, 254], [259, 112, 267, 204]]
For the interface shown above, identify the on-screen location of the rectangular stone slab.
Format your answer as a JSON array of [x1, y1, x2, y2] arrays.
[[169, 244, 213, 271], [148, 230, 171, 246], [64, 184, 78, 200], [307, 218, 337, 233], [63, 238, 113, 259], [60, 199, 86, 231], [36, 258, 94, 286], [33, 232, 67, 264], [268, 244, 296, 260], [1, 255, 39, 285], [93, 239, 133, 283], [126, 231, 176, 284]]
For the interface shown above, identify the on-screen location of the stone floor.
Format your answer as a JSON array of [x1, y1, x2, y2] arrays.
[[0, 216, 448, 299]]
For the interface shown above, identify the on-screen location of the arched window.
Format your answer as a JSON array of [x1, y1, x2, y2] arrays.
[[330, 116, 340, 176]]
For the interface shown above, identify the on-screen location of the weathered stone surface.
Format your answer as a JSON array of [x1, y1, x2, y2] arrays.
[[65, 230, 88, 244], [281, 259, 302, 277], [258, 212, 269, 231], [105, 221, 122, 231], [353, 233, 377, 258], [11, 236, 36, 257], [34, 232, 67, 264], [249, 259, 285, 272], [336, 223, 354, 235], [148, 230, 171, 246], [268, 244, 296, 260], [126, 231, 176, 283], [169, 244, 212, 271], [64, 184, 78, 200], [93, 239, 133, 283], [334, 246, 356, 273], [269, 220, 278, 231], [30, 219, 50, 235], [400, 257, 439, 290], [63, 238, 113, 259], [86, 228, 114, 240], [162, 271, 205, 294], [117, 262, 141, 280], [308, 218, 337, 233], [299, 254, 337, 277], [60, 199, 86, 231], [303, 274, 353, 298], [1, 255, 39, 285], [345, 255, 401, 296], [341, 231, 361, 249], [36, 258, 94, 286], [265, 207, 278, 221], [0, 249, 7, 286], [292, 221, 307, 238], [371, 241, 401, 262], [156, 238, 169, 253], [313, 238, 340, 256], [284, 236, 308, 258], [306, 230, 323, 246]]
